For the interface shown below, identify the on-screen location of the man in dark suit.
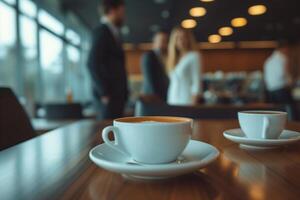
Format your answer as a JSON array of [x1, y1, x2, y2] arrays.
[[141, 31, 169, 101], [87, 0, 128, 120]]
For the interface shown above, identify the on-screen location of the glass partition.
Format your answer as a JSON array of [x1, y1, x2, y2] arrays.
[[38, 9, 64, 35], [66, 45, 82, 101], [20, 15, 39, 100], [66, 29, 81, 46], [19, 0, 37, 18], [0, 0, 91, 106], [3, 0, 15, 5], [0, 1, 17, 93], [40, 29, 64, 102]]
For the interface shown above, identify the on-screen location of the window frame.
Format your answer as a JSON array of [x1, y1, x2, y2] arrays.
[[0, 0, 84, 103]]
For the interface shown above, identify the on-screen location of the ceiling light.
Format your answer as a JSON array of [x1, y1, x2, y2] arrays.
[[231, 17, 247, 27], [190, 7, 206, 17], [248, 5, 267, 16], [200, 0, 214, 2], [208, 34, 221, 43], [181, 19, 197, 29], [218, 27, 233, 36]]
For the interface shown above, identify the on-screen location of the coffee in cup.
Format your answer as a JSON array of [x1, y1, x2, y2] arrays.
[[238, 111, 287, 139], [102, 116, 192, 164]]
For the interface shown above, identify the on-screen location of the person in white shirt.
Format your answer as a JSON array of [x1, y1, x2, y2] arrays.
[[264, 43, 293, 104], [166, 27, 202, 105]]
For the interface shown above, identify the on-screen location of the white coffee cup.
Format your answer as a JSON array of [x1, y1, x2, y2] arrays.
[[102, 116, 192, 164], [238, 111, 287, 139]]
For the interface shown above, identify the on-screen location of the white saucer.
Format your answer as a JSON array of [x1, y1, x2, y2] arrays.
[[223, 128, 300, 150], [89, 140, 219, 180]]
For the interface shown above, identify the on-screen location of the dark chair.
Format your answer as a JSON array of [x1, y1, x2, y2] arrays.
[[285, 102, 300, 121], [135, 96, 288, 120], [0, 88, 36, 151], [37, 103, 84, 120]]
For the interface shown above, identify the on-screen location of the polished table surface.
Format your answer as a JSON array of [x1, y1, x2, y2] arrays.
[[1, 119, 300, 200], [31, 118, 76, 134]]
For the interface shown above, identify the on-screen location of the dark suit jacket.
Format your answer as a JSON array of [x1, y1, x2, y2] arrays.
[[141, 50, 169, 101], [87, 23, 128, 100]]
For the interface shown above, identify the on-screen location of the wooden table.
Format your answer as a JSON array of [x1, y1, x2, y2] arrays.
[[1, 119, 300, 200]]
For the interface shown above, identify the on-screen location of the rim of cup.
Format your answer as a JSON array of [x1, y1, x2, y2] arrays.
[[113, 116, 193, 125], [238, 110, 287, 115]]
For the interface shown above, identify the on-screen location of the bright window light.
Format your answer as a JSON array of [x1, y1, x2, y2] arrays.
[[38, 10, 64, 35], [20, 0, 37, 17]]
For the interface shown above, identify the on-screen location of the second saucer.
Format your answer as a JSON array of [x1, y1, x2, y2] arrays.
[[223, 128, 300, 150]]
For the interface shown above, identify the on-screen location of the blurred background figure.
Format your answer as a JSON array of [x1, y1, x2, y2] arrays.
[[141, 31, 169, 101], [87, 0, 128, 120], [264, 42, 293, 104], [167, 27, 202, 106]]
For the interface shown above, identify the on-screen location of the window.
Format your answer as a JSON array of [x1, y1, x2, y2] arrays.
[[19, 0, 37, 18], [3, 0, 15, 5], [66, 29, 81, 46], [66, 45, 80, 63], [81, 49, 92, 102], [0, 1, 17, 92], [38, 10, 64, 35], [66, 45, 82, 101], [40, 29, 64, 102], [20, 15, 39, 100], [0, 0, 90, 105]]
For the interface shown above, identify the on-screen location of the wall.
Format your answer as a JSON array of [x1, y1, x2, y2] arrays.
[[201, 49, 273, 72], [125, 48, 274, 76]]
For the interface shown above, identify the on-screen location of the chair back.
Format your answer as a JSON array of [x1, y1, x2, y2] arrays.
[[0, 88, 36, 150], [284, 102, 300, 121]]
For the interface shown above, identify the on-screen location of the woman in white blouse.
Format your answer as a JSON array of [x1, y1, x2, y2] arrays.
[[167, 27, 202, 105]]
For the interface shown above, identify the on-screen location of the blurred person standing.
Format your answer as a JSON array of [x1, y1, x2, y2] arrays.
[[141, 31, 169, 101], [289, 42, 300, 82], [87, 0, 128, 120], [264, 42, 293, 104], [167, 27, 202, 105]]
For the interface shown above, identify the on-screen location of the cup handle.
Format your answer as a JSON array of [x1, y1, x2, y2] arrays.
[[102, 126, 130, 157], [262, 117, 270, 139]]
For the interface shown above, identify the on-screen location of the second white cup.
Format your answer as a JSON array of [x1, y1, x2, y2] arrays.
[[238, 110, 287, 139]]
